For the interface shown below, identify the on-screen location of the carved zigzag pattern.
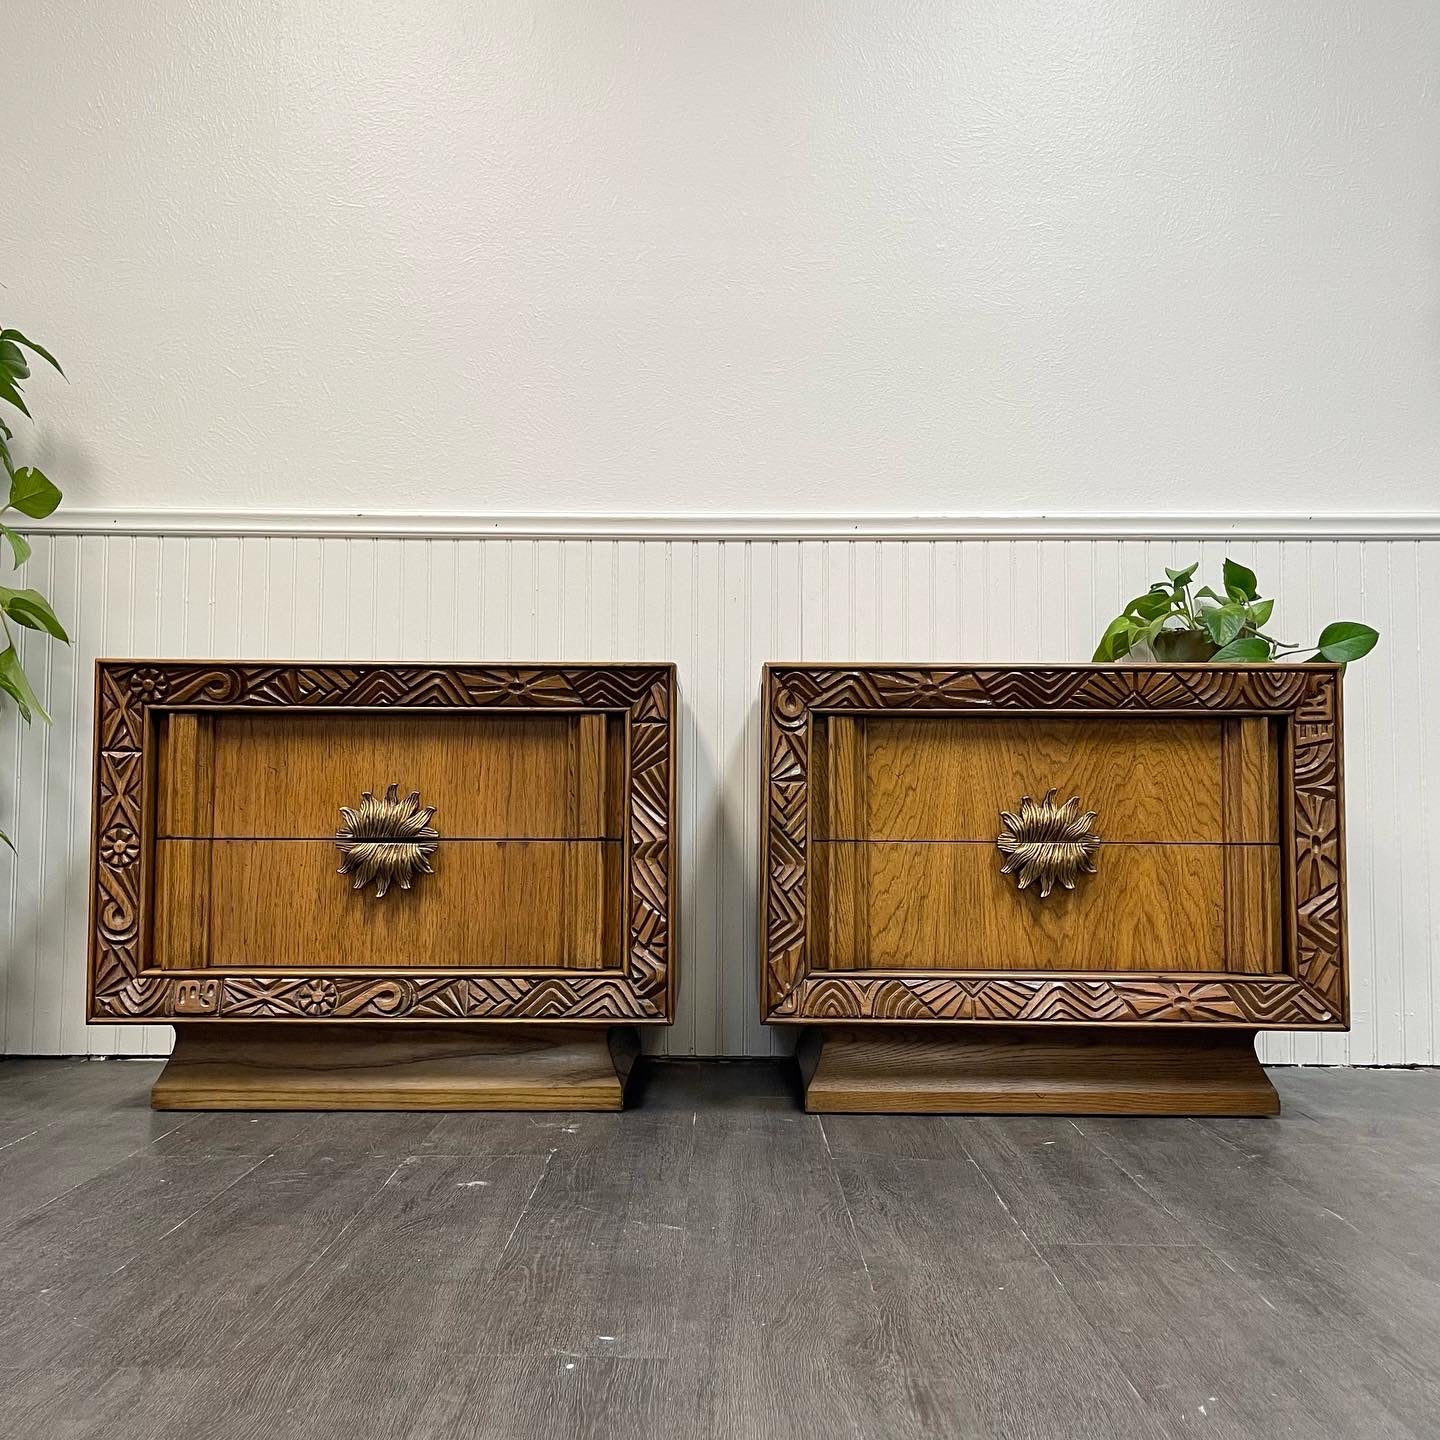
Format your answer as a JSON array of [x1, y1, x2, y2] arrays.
[[769, 729, 807, 784], [630, 839, 670, 916], [762, 676, 811, 1003], [1297, 884, 1344, 1009], [627, 936, 669, 998], [954, 670, 1112, 709], [95, 978, 170, 1019], [100, 662, 672, 715], [96, 971, 664, 1022], [765, 776, 808, 998], [97, 753, 143, 837], [796, 975, 1337, 1026], [98, 671, 145, 752], [570, 668, 672, 718], [629, 724, 670, 844], [774, 664, 1329, 720]]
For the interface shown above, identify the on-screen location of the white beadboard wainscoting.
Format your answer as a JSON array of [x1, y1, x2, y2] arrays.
[[2, 517, 1436, 1065]]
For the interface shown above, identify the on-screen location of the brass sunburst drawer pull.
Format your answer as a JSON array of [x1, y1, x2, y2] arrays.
[[335, 784, 439, 898], [996, 788, 1100, 898]]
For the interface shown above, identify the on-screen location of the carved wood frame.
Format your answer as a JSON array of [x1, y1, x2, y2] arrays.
[[761, 663, 1346, 1030], [90, 661, 677, 1025]]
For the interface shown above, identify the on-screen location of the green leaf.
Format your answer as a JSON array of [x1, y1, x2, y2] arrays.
[[0, 433, 12, 477], [0, 523, 31, 568], [1222, 558, 1259, 601], [0, 644, 47, 724], [1314, 621, 1379, 664], [1164, 562, 1198, 587], [0, 340, 29, 381], [1246, 597, 1275, 629], [1211, 635, 1271, 662], [0, 587, 68, 641], [0, 330, 64, 377], [1140, 615, 1170, 648], [0, 826, 13, 854], [8, 468, 62, 519], [1200, 603, 1246, 647], [1126, 591, 1173, 622], [0, 375, 29, 418], [1093, 615, 1136, 662]]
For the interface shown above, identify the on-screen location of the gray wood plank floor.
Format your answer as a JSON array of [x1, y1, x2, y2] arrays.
[[1, 1059, 1438, 1440]]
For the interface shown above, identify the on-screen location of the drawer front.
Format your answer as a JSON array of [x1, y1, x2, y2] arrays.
[[157, 711, 623, 840], [811, 840, 1281, 974], [818, 715, 1279, 845], [809, 712, 1283, 977], [153, 838, 623, 970], [151, 708, 629, 974]]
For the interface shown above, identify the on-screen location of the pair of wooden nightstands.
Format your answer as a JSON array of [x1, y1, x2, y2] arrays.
[[89, 661, 1346, 1116]]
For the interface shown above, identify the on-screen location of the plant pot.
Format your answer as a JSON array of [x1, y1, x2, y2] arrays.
[[1149, 630, 1220, 663]]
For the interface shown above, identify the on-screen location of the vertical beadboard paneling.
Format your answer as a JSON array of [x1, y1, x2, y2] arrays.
[[1419, 541, 1440, 1066], [1386, 542, 1426, 1066], [0, 531, 1433, 1062], [56, 537, 94, 1054]]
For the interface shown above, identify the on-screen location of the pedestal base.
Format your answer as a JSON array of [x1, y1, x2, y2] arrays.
[[151, 1023, 640, 1112], [797, 1026, 1280, 1116]]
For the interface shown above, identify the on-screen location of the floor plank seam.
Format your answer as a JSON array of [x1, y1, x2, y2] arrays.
[[7, 1114, 202, 1229], [493, 1144, 561, 1267], [816, 1117, 875, 1296], [1071, 1114, 1221, 1231], [954, 1146, 1071, 1289], [106, 1151, 278, 1279]]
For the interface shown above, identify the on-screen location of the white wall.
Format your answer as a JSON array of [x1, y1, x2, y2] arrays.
[[4, 0, 1440, 516]]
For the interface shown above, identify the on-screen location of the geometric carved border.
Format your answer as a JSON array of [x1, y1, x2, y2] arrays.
[[90, 662, 677, 1025], [761, 663, 1346, 1030]]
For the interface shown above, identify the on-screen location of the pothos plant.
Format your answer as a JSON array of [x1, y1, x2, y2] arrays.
[[1093, 558, 1378, 666], [0, 325, 71, 851]]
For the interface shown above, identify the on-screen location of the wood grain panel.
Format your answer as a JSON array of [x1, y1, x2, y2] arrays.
[[150, 1024, 638, 1111], [153, 714, 215, 967], [170, 712, 623, 839], [814, 839, 1273, 973], [153, 838, 622, 970], [799, 1027, 1280, 1115], [837, 715, 1228, 843], [1222, 715, 1280, 843], [156, 713, 215, 836], [809, 716, 868, 969], [568, 712, 610, 838], [1225, 845, 1283, 975]]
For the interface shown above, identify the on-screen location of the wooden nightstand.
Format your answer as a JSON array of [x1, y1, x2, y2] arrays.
[[760, 663, 1347, 1115], [89, 661, 677, 1110]]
